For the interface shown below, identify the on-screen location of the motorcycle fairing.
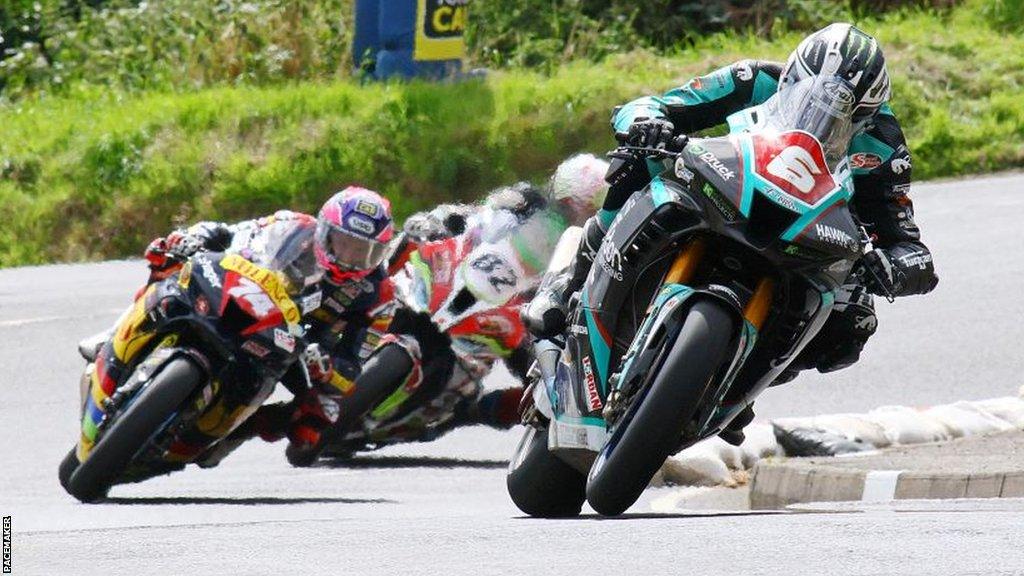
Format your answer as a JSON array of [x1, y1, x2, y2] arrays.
[[78, 252, 301, 466]]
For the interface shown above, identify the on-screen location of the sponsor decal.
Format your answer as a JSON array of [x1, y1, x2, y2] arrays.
[[850, 152, 882, 170], [892, 183, 912, 195], [228, 277, 278, 317], [822, 79, 854, 105], [354, 199, 380, 217], [241, 339, 271, 358], [815, 223, 855, 249], [273, 328, 296, 352], [569, 324, 589, 336], [735, 61, 753, 81], [199, 257, 222, 289], [897, 251, 933, 270], [763, 187, 797, 210], [582, 356, 602, 412], [891, 157, 912, 174], [697, 149, 735, 181], [702, 182, 738, 220], [598, 242, 624, 281], [323, 297, 347, 314], [220, 254, 301, 326], [674, 157, 695, 183], [346, 214, 377, 236], [301, 290, 322, 314]]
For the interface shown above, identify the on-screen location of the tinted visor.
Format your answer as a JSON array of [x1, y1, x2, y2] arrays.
[[321, 224, 389, 271]]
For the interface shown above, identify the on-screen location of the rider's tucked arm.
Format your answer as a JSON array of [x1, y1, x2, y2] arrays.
[[850, 109, 938, 296], [182, 221, 235, 252], [610, 60, 783, 138], [602, 60, 783, 224]]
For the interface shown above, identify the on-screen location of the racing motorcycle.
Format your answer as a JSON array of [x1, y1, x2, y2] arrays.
[[59, 226, 321, 502], [298, 208, 562, 464], [507, 75, 884, 516]]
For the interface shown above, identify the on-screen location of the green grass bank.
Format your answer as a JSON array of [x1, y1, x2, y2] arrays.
[[1, 1, 1022, 267]]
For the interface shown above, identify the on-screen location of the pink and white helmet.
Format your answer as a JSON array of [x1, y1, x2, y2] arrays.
[[314, 186, 394, 283]]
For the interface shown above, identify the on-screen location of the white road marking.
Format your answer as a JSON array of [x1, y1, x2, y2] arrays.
[[0, 309, 123, 328], [861, 470, 902, 502]]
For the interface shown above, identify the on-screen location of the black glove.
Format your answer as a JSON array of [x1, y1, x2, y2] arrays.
[[620, 117, 675, 149], [855, 248, 905, 298]]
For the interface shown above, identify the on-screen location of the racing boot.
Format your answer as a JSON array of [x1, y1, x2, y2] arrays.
[[523, 216, 606, 339], [196, 402, 293, 468], [718, 404, 755, 446], [77, 328, 114, 362]]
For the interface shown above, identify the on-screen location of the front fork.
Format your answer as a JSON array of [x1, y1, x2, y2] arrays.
[[604, 238, 773, 432]]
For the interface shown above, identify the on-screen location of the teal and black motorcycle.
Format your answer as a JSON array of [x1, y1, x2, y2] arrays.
[[508, 75, 880, 516]]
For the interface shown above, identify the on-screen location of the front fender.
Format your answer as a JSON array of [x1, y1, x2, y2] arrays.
[[612, 284, 755, 416]]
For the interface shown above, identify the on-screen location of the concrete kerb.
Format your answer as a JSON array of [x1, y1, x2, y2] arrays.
[[749, 434, 1024, 509]]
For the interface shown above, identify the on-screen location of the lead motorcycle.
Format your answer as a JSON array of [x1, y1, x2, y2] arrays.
[[298, 207, 562, 464], [508, 75, 888, 516], [59, 225, 321, 502]]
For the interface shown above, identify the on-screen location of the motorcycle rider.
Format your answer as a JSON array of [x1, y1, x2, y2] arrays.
[[80, 186, 397, 465], [334, 154, 612, 446], [525, 24, 939, 444]]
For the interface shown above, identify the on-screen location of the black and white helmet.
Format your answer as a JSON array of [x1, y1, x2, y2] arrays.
[[780, 23, 891, 124]]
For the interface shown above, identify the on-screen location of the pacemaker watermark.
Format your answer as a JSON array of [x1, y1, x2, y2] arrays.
[[3, 515, 10, 573]]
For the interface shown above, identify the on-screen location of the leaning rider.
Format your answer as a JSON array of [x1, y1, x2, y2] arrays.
[[82, 186, 398, 465], [525, 24, 939, 444], [375, 154, 613, 437]]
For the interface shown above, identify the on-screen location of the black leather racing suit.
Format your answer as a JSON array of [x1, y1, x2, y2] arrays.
[[609, 60, 939, 378]]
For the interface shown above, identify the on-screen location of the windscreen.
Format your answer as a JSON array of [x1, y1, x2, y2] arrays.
[[760, 76, 856, 169], [261, 221, 323, 296]]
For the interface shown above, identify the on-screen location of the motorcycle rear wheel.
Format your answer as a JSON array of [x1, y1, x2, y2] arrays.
[[586, 299, 736, 516], [506, 424, 587, 517], [61, 357, 204, 503]]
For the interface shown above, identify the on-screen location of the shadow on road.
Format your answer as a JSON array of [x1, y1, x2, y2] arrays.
[[514, 510, 792, 521], [104, 496, 394, 506], [316, 455, 509, 470]]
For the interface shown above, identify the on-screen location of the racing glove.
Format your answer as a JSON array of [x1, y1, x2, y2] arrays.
[[618, 117, 675, 149], [855, 248, 906, 298], [143, 231, 203, 270]]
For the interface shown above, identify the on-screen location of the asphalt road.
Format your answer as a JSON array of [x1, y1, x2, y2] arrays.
[[2, 174, 1023, 575]]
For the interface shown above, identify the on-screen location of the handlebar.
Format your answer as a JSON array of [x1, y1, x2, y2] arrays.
[[607, 134, 690, 162]]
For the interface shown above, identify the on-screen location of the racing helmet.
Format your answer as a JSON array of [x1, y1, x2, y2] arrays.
[[314, 186, 394, 284], [547, 153, 610, 228], [780, 23, 890, 125]]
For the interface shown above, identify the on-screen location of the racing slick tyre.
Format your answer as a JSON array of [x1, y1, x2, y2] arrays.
[[286, 343, 415, 467], [61, 357, 205, 503], [506, 423, 587, 517], [586, 300, 736, 516]]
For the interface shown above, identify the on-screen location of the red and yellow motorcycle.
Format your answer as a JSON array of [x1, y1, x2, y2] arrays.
[[59, 227, 320, 502]]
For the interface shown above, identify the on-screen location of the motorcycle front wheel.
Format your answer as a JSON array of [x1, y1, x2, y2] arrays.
[[585, 299, 736, 516], [60, 356, 205, 503]]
